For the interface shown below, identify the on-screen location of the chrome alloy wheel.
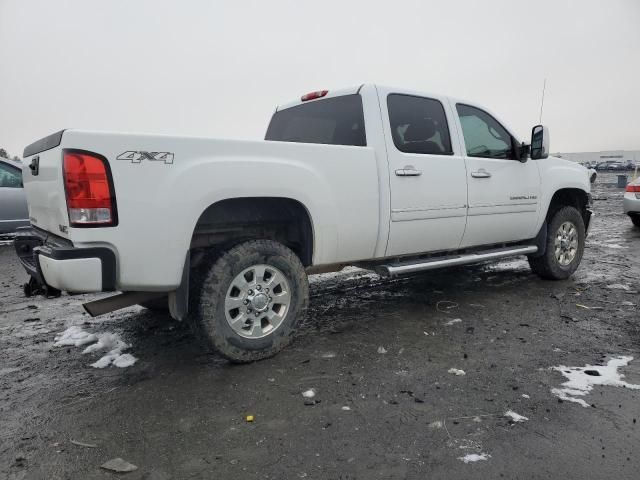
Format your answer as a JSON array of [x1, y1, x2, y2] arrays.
[[554, 221, 578, 266], [224, 264, 291, 339]]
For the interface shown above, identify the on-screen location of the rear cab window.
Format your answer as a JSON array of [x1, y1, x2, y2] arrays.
[[265, 94, 366, 147]]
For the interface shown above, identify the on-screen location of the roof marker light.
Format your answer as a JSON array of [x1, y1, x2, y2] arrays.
[[301, 90, 328, 102]]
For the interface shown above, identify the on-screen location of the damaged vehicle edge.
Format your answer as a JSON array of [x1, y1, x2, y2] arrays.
[[14, 84, 593, 362]]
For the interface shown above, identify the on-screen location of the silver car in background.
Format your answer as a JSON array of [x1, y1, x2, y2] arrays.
[[624, 176, 640, 228], [0, 158, 29, 234]]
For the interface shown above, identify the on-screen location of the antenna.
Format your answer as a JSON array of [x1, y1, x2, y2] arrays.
[[539, 78, 546, 124]]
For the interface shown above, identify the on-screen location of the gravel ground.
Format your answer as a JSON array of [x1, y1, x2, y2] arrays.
[[1, 172, 639, 480]]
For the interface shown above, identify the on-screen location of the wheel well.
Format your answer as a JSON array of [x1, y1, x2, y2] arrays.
[[190, 197, 314, 267], [546, 188, 589, 223]]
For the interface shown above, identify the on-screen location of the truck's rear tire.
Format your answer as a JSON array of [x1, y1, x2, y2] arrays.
[[189, 240, 308, 363], [528, 206, 585, 280]]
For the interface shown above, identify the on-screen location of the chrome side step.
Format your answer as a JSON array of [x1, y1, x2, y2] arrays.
[[376, 245, 538, 277]]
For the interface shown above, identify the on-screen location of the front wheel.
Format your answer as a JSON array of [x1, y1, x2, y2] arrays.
[[528, 206, 585, 280], [190, 240, 309, 363]]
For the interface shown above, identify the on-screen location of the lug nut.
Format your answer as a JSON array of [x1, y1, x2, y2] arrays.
[[248, 289, 253, 295], [255, 312, 259, 317], [265, 288, 269, 293], [247, 308, 252, 313], [243, 299, 249, 305], [256, 285, 262, 291]]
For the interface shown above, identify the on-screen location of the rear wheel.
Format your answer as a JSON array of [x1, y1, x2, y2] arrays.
[[631, 215, 640, 228], [528, 206, 585, 280], [189, 240, 308, 363]]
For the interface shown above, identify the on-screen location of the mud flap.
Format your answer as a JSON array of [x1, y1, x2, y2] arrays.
[[168, 252, 190, 321], [530, 222, 548, 258]]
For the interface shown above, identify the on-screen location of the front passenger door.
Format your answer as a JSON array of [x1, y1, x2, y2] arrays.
[[454, 103, 541, 248]]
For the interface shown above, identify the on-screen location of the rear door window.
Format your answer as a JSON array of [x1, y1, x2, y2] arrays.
[[387, 94, 453, 155], [265, 94, 366, 147]]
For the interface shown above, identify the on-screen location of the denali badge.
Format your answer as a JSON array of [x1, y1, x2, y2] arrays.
[[510, 195, 537, 201], [117, 151, 174, 164]]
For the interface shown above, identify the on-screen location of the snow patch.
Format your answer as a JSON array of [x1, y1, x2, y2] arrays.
[[606, 284, 631, 291], [444, 318, 462, 326], [504, 410, 529, 423], [377, 346, 387, 354], [54, 326, 98, 347], [551, 356, 640, 407], [54, 326, 137, 368], [302, 389, 316, 399], [521, 394, 530, 399], [448, 368, 466, 376], [458, 453, 490, 463], [82, 333, 127, 354]]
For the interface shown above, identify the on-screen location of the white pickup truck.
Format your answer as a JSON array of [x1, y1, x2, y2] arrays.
[[15, 84, 592, 362]]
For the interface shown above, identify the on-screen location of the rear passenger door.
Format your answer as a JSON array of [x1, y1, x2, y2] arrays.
[[452, 103, 541, 248], [379, 89, 468, 256]]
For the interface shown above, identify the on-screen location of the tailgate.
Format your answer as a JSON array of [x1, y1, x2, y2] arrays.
[[22, 131, 70, 238]]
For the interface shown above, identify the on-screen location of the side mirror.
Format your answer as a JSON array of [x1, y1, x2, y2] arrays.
[[530, 125, 549, 160]]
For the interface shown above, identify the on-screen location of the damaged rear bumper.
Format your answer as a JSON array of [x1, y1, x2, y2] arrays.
[[14, 226, 116, 293]]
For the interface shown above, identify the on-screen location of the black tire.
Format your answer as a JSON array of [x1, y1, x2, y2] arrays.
[[631, 215, 640, 228], [189, 240, 308, 363], [528, 206, 585, 280]]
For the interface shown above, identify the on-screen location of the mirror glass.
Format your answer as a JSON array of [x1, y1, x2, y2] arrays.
[[530, 125, 548, 160]]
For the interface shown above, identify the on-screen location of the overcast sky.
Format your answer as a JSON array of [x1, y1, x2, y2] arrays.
[[1, 0, 638, 157]]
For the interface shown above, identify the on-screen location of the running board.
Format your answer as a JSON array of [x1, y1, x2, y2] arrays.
[[376, 245, 538, 277]]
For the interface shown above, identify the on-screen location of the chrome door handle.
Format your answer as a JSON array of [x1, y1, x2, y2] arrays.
[[471, 169, 491, 178], [395, 166, 422, 176]]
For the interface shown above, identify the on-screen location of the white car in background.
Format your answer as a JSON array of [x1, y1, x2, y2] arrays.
[[624, 177, 640, 227]]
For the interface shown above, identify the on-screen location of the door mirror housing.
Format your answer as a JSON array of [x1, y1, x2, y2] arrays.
[[530, 125, 549, 160], [514, 142, 530, 163]]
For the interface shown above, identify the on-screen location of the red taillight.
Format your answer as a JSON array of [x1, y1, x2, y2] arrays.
[[63, 151, 117, 227], [301, 90, 328, 102], [626, 184, 640, 193]]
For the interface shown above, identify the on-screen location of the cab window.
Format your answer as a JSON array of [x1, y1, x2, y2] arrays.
[[265, 94, 366, 147], [387, 94, 453, 155], [456, 104, 514, 159]]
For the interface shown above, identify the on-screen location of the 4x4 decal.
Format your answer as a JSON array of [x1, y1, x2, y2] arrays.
[[117, 151, 174, 164]]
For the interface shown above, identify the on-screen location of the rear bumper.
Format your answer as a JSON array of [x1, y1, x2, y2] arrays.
[[14, 226, 116, 293]]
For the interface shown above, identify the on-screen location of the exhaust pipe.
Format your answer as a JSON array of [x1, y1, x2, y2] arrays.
[[83, 291, 167, 317]]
